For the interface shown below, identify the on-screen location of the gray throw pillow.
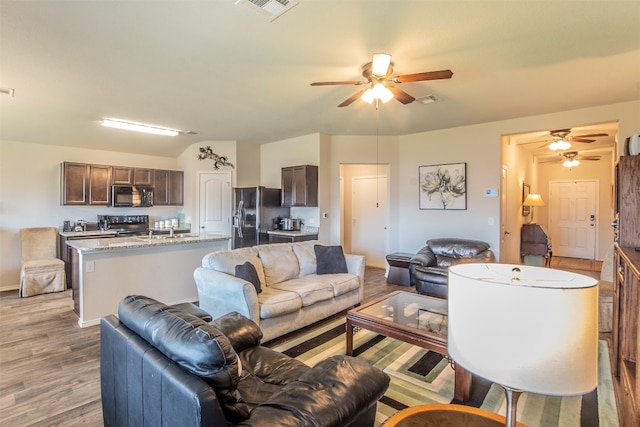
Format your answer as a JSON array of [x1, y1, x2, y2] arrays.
[[235, 261, 262, 293], [314, 244, 348, 275]]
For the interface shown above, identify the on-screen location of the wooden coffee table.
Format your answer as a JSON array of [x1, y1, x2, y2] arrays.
[[346, 291, 472, 401], [381, 403, 527, 427]]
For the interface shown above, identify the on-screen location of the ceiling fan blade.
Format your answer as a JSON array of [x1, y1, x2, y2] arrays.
[[574, 133, 608, 138], [387, 86, 415, 104], [338, 88, 367, 108], [394, 69, 453, 83], [311, 80, 368, 86], [538, 158, 561, 164], [570, 138, 596, 143], [578, 156, 602, 161]]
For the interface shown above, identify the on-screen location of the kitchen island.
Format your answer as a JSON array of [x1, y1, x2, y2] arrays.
[[67, 233, 230, 327]]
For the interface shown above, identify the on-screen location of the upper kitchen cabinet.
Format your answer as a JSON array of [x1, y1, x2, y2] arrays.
[[281, 165, 318, 207], [153, 170, 184, 206], [61, 162, 111, 205], [61, 162, 88, 205], [88, 164, 112, 205], [111, 166, 133, 185], [133, 168, 153, 186], [112, 167, 153, 185]]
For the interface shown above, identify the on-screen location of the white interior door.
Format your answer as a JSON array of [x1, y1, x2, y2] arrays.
[[351, 175, 388, 268], [549, 180, 597, 259], [198, 172, 231, 234]]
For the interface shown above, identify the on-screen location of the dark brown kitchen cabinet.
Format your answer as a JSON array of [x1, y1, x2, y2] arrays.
[[112, 166, 133, 184], [61, 162, 111, 205], [88, 164, 112, 205], [281, 165, 318, 207], [133, 168, 153, 186], [112, 167, 153, 185], [61, 162, 88, 205], [154, 170, 184, 206]]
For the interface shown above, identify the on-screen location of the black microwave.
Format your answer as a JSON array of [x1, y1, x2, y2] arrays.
[[111, 185, 154, 207]]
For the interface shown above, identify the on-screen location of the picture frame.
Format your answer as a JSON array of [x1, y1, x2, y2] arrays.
[[419, 162, 467, 210], [522, 183, 531, 216]]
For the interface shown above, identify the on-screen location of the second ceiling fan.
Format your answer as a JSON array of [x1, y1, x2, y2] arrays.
[[311, 53, 453, 107]]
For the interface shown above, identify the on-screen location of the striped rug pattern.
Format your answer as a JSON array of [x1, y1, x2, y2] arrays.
[[267, 317, 619, 427]]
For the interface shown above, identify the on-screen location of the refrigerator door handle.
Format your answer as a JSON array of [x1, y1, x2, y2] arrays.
[[233, 201, 244, 238]]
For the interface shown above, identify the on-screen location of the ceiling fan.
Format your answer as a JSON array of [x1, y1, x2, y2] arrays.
[[527, 128, 609, 151], [539, 151, 601, 168], [310, 53, 453, 107]]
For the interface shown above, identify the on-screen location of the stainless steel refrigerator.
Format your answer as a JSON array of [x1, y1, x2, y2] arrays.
[[232, 187, 290, 248]]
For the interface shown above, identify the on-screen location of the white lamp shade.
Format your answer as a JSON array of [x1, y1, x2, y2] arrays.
[[448, 263, 598, 396]]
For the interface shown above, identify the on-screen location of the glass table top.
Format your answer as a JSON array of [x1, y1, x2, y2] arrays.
[[356, 292, 448, 337]]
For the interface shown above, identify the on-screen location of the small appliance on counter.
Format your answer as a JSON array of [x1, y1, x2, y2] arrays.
[[280, 218, 303, 231]]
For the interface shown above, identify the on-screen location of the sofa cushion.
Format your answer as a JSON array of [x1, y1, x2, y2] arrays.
[[292, 240, 319, 277], [315, 244, 348, 274], [235, 261, 262, 294], [202, 247, 267, 289], [257, 243, 300, 285], [427, 238, 490, 258], [269, 276, 335, 307], [257, 287, 302, 319], [306, 273, 360, 297]]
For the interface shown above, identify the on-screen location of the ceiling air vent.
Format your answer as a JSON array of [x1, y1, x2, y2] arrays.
[[235, 0, 298, 21], [416, 95, 439, 104]]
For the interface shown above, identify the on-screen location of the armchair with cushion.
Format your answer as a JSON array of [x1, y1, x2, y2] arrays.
[[409, 238, 495, 299], [101, 295, 390, 427]]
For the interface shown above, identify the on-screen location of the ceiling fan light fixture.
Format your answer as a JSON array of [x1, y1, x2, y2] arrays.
[[549, 139, 571, 151], [101, 118, 180, 136], [563, 159, 580, 168], [361, 83, 393, 104], [372, 53, 392, 77]]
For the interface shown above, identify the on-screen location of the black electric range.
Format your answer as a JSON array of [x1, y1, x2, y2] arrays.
[[97, 214, 149, 236]]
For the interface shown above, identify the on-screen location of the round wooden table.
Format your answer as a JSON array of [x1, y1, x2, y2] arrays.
[[381, 404, 527, 427]]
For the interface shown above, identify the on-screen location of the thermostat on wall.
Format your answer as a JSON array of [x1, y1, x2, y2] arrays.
[[484, 188, 498, 197]]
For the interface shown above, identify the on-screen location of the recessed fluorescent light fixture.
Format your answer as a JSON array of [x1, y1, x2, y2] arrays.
[[101, 118, 180, 136]]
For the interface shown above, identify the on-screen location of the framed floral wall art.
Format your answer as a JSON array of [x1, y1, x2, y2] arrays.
[[419, 162, 467, 210]]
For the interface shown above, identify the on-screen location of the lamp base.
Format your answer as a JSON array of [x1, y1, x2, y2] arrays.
[[503, 386, 523, 427]]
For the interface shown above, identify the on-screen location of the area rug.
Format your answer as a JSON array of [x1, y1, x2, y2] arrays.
[[266, 317, 620, 427]]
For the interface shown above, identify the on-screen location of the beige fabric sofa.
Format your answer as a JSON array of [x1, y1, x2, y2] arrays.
[[194, 240, 365, 342]]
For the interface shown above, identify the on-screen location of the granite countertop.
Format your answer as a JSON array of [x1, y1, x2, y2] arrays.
[[60, 227, 191, 238], [267, 230, 318, 237], [66, 233, 230, 253], [59, 230, 119, 238]]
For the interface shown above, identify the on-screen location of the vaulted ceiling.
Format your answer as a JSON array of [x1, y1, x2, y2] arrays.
[[1, 1, 639, 158]]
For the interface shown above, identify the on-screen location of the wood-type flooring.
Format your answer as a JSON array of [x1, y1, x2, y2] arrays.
[[0, 260, 608, 426]]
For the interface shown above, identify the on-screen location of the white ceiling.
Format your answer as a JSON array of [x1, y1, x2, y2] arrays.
[[1, 1, 639, 158]]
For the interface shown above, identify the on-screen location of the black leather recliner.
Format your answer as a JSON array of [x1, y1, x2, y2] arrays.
[[101, 295, 390, 427], [409, 238, 495, 299]]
